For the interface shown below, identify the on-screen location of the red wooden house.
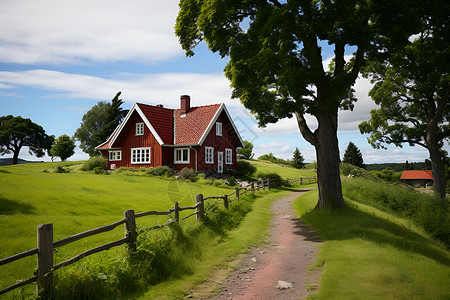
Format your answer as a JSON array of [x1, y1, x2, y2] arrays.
[[400, 170, 434, 188], [95, 95, 244, 173]]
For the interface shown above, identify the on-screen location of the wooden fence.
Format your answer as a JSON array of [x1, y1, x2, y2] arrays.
[[285, 176, 317, 185], [0, 178, 272, 297]]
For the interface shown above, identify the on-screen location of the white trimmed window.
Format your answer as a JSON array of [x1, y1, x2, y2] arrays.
[[109, 150, 122, 161], [136, 122, 144, 136], [131, 147, 151, 164], [216, 122, 222, 136], [205, 146, 214, 164], [225, 148, 232, 165], [174, 148, 190, 164]]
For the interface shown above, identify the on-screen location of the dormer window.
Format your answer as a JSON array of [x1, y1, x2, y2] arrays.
[[136, 122, 144, 136], [216, 122, 222, 136]]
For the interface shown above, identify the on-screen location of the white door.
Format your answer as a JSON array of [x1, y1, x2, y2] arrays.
[[217, 151, 223, 174]]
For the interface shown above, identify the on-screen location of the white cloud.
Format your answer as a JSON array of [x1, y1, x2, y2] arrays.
[[0, 0, 181, 64], [0, 69, 235, 108]]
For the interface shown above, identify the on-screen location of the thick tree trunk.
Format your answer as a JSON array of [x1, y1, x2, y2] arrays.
[[315, 111, 345, 208], [12, 148, 20, 165], [296, 110, 345, 208], [427, 130, 446, 198]]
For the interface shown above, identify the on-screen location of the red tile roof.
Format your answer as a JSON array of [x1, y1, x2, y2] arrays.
[[137, 103, 174, 144], [174, 104, 221, 145], [96, 102, 226, 149], [400, 170, 434, 180]]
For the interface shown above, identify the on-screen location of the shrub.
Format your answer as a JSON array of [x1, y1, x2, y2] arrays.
[[227, 176, 237, 186], [53, 165, 70, 173], [145, 166, 174, 177], [235, 160, 256, 177], [94, 167, 107, 175], [340, 163, 378, 181], [255, 171, 287, 186], [178, 167, 198, 181], [81, 156, 107, 171]]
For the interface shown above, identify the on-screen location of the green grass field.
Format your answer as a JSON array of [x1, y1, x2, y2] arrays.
[[250, 159, 316, 178], [0, 161, 235, 297]]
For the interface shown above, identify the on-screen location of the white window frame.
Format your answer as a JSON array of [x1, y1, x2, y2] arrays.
[[216, 122, 222, 136], [131, 147, 151, 164], [136, 122, 144, 136], [205, 146, 214, 164], [174, 148, 190, 164], [109, 150, 122, 161], [225, 148, 232, 165]]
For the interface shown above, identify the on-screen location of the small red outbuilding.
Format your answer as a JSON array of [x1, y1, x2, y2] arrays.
[[400, 170, 434, 188], [95, 95, 244, 173]]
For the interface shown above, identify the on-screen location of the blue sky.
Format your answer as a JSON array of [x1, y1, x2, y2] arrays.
[[0, 0, 439, 164]]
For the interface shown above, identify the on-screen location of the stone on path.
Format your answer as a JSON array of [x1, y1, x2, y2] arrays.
[[277, 280, 293, 290]]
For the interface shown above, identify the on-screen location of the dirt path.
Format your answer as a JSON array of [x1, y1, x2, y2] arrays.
[[197, 189, 322, 300]]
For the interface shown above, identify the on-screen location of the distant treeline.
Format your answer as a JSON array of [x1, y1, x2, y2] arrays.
[[365, 162, 429, 172]]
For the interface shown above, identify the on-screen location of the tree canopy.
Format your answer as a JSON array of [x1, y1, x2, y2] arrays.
[[74, 92, 128, 156], [176, 0, 422, 208], [359, 5, 449, 197], [342, 142, 365, 169], [237, 140, 254, 159], [0, 115, 54, 164], [50, 134, 76, 161]]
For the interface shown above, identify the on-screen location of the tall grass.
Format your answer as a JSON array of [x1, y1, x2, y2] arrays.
[[293, 186, 450, 299]]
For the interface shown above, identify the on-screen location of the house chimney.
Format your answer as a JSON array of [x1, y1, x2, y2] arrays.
[[180, 95, 190, 114], [156, 104, 164, 108]]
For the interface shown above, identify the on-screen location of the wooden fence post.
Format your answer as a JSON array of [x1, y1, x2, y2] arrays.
[[223, 195, 229, 210], [251, 182, 254, 192], [195, 194, 204, 222], [235, 187, 240, 201], [258, 178, 263, 190], [174, 201, 179, 222], [124, 210, 137, 252], [268, 178, 271, 190], [37, 223, 53, 297], [300, 177, 303, 185]]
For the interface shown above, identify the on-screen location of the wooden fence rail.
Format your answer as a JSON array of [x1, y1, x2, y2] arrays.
[[0, 177, 273, 297]]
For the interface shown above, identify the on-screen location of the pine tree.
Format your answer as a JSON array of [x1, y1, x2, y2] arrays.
[[342, 142, 365, 169], [292, 147, 304, 169]]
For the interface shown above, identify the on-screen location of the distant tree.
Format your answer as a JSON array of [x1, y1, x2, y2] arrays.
[[50, 134, 76, 161], [237, 140, 254, 159], [359, 20, 449, 197], [342, 142, 365, 169], [0, 115, 53, 164], [291, 147, 305, 169], [74, 92, 128, 156]]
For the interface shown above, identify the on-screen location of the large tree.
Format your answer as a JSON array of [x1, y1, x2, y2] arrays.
[[342, 142, 365, 169], [50, 134, 76, 161], [74, 92, 128, 156], [176, 0, 421, 208], [359, 7, 449, 198], [0, 115, 54, 164]]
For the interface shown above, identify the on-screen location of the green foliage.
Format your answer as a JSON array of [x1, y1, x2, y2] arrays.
[[235, 160, 257, 177], [50, 134, 76, 162], [342, 178, 449, 246], [81, 156, 107, 171], [342, 142, 365, 169], [258, 153, 290, 165], [53, 165, 70, 173], [0, 115, 54, 164], [291, 147, 305, 169], [237, 140, 254, 159], [370, 168, 402, 183], [178, 167, 198, 182], [226, 176, 237, 186], [340, 163, 376, 181], [293, 190, 450, 299], [74, 92, 128, 156], [145, 166, 174, 177]]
